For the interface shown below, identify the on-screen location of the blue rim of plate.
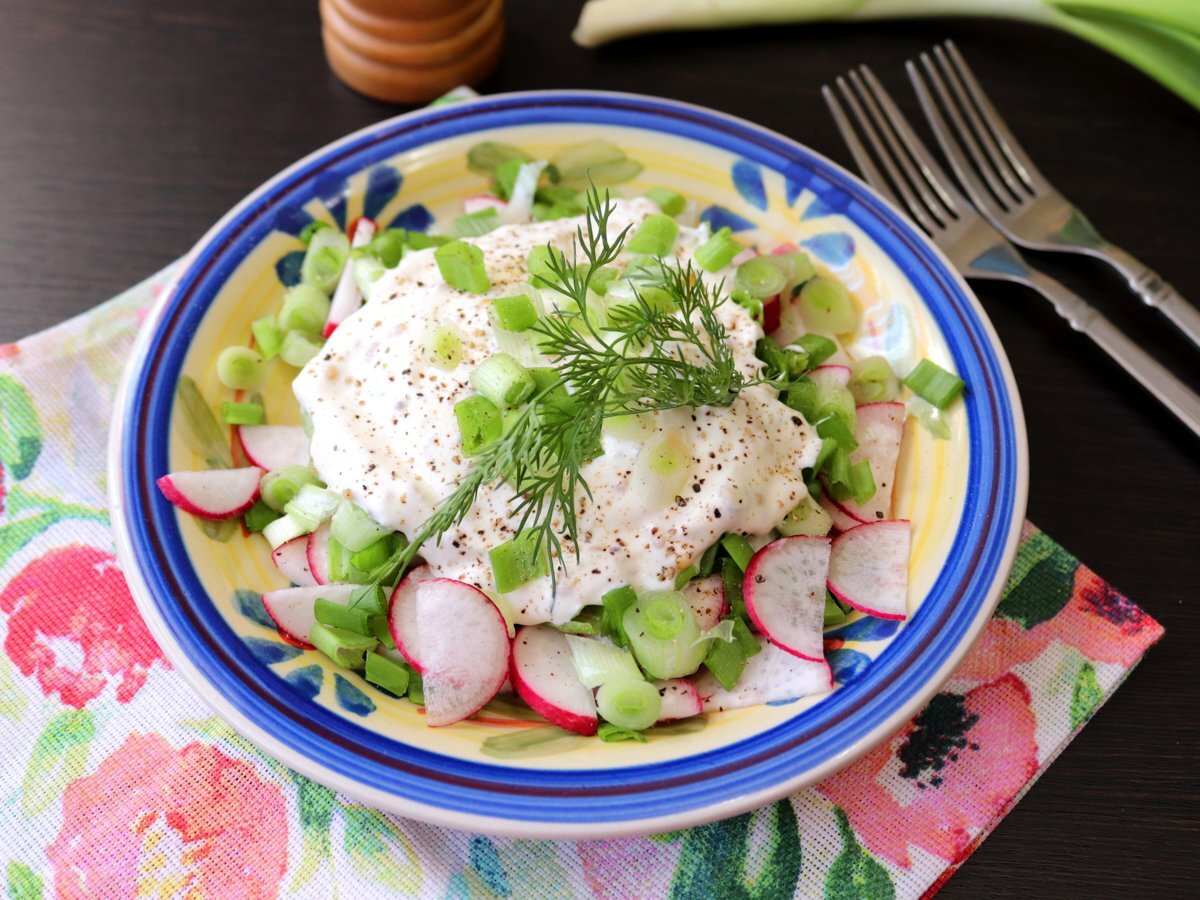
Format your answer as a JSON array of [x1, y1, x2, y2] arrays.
[[115, 90, 1025, 835]]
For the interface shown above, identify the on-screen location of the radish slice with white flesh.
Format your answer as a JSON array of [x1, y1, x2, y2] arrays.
[[683, 575, 728, 631], [463, 194, 507, 215], [838, 402, 905, 524], [156, 467, 264, 520], [510, 625, 598, 736], [819, 493, 863, 534], [828, 519, 910, 620], [498, 161, 546, 224], [396, 578, 510, 727], [272, 536, 316, 586], [238, 425, 310, 471], [387, 565, 431, 671], [655, 678, 702, 722], [261, 583, 357, 645], [730, 246, 758, 267], [743, 536, 831, 661], [323, 218, 376, 338], [694, 636, 833, 712], [306, 521, 333, 585], [808, 364, 852, 388]]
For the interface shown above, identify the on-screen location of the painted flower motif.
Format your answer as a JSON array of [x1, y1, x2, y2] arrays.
[[1040, 567, 1161, 667], [48, 733, 289, 899], [817, 674, 1038, 868], [0, 545, 167, 707]]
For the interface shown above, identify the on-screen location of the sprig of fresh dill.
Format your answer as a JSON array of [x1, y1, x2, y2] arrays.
[[377, 187, 772, 592]]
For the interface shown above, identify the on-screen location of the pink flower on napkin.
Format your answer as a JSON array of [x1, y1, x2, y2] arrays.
[[0, 545, 167, 707], [818, 674, 1038, 868], [48, 733, 289, 899]]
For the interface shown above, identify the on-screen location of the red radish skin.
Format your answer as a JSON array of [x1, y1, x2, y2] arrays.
[[324, 218, 377, 338], [683, 575, 728, 631], [463, 194, 508, 215], [387, 565, 431, 672], [655, 679, 702, 722], [828, 520, 911, 620], [261, 583, 358, 644], [271, 536, 317, 586], [838, 402, 905, 524], [237, 425, 310, 471], [695, 636, 833, 712], [808, 365, 852, 388], [346, 216, 376, 242], [305, 522, 333, 585], [743, 536, 832, 662], [819, 493, 863, 533], [771, 243, 801, 255], [402, 578, 510, 727], [762, 293, 781, 334], [156, 467, 264, 520], [510, 625, 598, 736]]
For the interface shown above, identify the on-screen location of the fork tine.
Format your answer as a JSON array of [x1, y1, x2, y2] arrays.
[[821, 85, 902, 212], [854, 65, 968, 217], [942, 41, 1048, 193], [930, 46, 1025, 206], [826, 77, 942, 235]]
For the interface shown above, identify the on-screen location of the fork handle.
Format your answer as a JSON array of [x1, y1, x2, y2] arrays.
[[1093, 245, 1200, 351], [1026, 271, 1200, 439]]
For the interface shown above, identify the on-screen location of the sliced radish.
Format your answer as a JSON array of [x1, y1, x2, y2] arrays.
[[510, 625, 598, 736], [839, 402, 905, 524], [272, 536, 316, 586], [683, 575, 728, 631], [819, 493, 863, 534], [323, 218, 376, 338], [695, 636, 833, 712], [346, 216, 376, 243], [261, 583, 357, 644], [655, 678, 702, 722], [730, 246, 758, 267], [306, 522, 333, 585], [398, 578, 510, 727], [463, 194, 507, 215], [156, 467, 264, 520], [827, 519, 910, 620], [387, 565, 431, 671], [808, 364, 852, 388], [238, 425, 310, 471], [762, 293, 781, 334], [771, 242, 802, 255], [743, 536, 831, 662]]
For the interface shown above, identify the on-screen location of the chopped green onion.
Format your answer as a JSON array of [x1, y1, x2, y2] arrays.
[[527, 245, 567, 288], [693, 226, 742, 273], [298, 220, 331, 245], [816, 412, 858, 453], [849, 356, 901, 404], [673, 564, 698, 590], [790, 333, 838, 369], [325, 536, 353, 585], [849, 460, 877, 505], [301, 228, 350, 294], [492, 294, 539, 332], [826, 446, 852, 494], [366, 228, 407, 267], [471, 353, 535, 408], [350, 584, 388, 615], [645, 186, 685, 216], [216, 346, 265, 391], [451, 208, 501, 238], [454, 394, 503, 456], [353, 256, 386, 298], [601, 585, 639, 647], [777, 495, 834, 537], [280, 331, 323, 368], [626, 213, 679, 257], [283, 483, 342, 530], [310, 622, 375, 669], [261, 512, 312, 550], [252, 317, 284, 359], [800, 277, 859, 334], [904, 359, 965, 409], [371, 615, 397, 651], [582, 264, 618, 295], [221, 400, 264, 425], [823, 593, 848, 627], [596, 679, 661, 731], [243, 499, 280, 534], [330, 501, 390, 552], [722, 557, 748, 623], [425, 325, 463, 370], [550, 140, 642, 188], [365, 651, 410, 696], [734, 257, 787, 299], [732, 616, 761, 658], [259, 465, 321, 512], [279, 284, 331, 336], [622, 590, 706, 679], [350, 538, 395, 575], [488, 529, 550, 593], [698, 541, 721, 578], [811, 435, 838, 473], [731, 291, 763, 324], [565, 635, 643, 688], [907, 395, 952, 440], [467, 141, 531, 176], [315, 596, 373, 636], [703, 627, 748, 690], [434, 240, 490, 293], [597, 723, 648, 742], [771, 251, 816, 284], [556, 606, 604, 636], [720, 534, 754, 572], [404, 232, 451, 251], [406, 668, 424, 705], [492, 157, 526, 200]]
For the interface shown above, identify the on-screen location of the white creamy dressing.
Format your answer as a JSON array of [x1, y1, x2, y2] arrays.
[[293, 199, 821, 624]]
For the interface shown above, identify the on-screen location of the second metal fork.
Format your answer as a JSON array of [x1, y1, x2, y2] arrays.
[[824, 66, 1200, 439]]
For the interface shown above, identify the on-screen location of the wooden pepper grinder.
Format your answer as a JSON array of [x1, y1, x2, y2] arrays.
[[321, 0, 504, 105]]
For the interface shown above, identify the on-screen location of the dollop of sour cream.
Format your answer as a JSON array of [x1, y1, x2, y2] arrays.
[[293, 199, 820, 624]]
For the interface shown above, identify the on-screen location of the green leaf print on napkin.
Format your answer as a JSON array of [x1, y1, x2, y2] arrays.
[[290, 777, 336, 892], [21, 709, 94, 816], [669, 800, 800, 899], [1070, 661, 1103, 729], [995, 536, 1077, 629], [826, 808, 895, 900], [5, 862, 43, 900], [342, 804, 422, 894], [0, 375, 41, 481]]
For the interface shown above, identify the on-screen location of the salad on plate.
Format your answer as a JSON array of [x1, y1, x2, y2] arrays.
[[157, 140, 965, 741]]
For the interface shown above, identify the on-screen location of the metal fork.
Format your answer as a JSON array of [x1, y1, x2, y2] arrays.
[[823, 66, 1200, 439], [910, 41, 1200, 350]]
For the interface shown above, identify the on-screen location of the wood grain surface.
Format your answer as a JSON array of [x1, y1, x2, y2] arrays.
[[1, 2, 1196, 895]]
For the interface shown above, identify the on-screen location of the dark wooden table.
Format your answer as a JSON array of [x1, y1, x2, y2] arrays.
[[2, 1, 1196, 895]]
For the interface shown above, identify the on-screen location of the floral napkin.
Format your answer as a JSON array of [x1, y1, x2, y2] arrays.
[[0, 266, 1164, 898]]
